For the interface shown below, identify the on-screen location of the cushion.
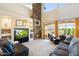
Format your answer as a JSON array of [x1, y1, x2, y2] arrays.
[[69, 38, 79, 47], [69, 38, 79, 56], [64, 36, 73, 43], [69, 45, 79, 56], [0, 39, 8, 46], [50, 42, 69, 56], [0, 48, 3, 53], [0, 39, 14, 56]]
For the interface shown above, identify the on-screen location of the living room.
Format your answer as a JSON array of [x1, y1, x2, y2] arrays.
[[0, 3, 79, 56]]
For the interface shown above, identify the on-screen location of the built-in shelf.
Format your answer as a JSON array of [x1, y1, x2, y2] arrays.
[[1, 34, 11, 36], [0, 16, 32, 41], [0, 29, 11, 39]]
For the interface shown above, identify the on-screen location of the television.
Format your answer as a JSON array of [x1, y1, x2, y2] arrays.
[[14, 28, 29, 43]]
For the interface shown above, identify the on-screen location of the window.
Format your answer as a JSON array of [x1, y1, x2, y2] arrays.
[[44, 3, 66, 12]]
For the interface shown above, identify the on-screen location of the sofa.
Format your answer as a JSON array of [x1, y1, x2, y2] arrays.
[[0, 39, 29, 56], [69, 38, 79, 56], [50, 42, 69, 56], [49, 35, 66, 45], [49, 37, 79, 56]]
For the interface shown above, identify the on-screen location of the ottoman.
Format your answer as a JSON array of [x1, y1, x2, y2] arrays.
[[14, 43, 29, 56]]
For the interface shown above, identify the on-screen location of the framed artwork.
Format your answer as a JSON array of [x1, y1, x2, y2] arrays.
[[22, 20, 27, 26], [16, 20, 22, 26]]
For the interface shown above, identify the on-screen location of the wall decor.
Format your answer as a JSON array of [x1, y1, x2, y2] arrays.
[[16, 20, 22, 26]]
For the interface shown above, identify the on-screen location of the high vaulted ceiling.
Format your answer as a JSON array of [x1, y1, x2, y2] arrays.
[[21, 3, 32, 9], [42, 3, 79, 24], [0, 3, 32, 19]]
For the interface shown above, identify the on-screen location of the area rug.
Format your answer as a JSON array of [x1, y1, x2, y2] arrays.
[[22, 39, 56, 56]]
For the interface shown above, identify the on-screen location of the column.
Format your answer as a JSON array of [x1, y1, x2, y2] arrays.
[[75, 18, 79, 38], [55, 20, 58, 37], [32, 3, 42, 39]]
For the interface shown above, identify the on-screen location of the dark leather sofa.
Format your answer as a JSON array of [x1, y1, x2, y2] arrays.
[[0, 39, 29, 56], [48, 34, 66, 45]]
